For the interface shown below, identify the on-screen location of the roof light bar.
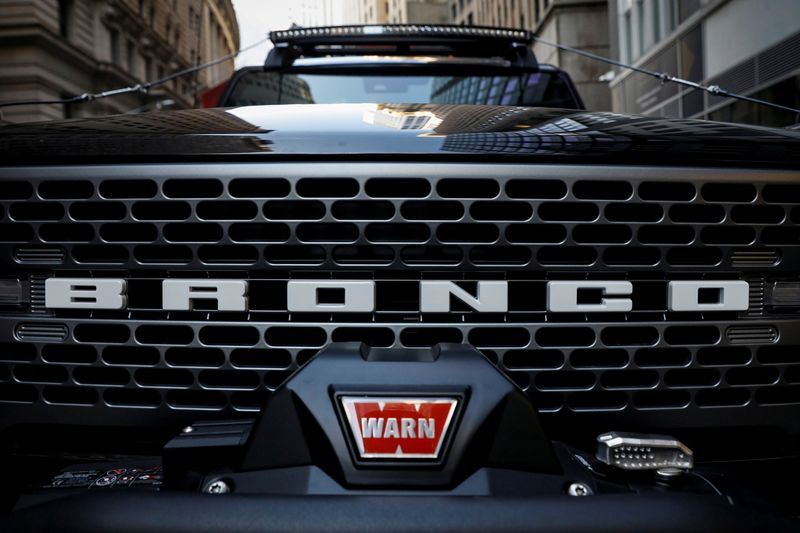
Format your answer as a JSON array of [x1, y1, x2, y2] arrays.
[[265, 24, 538, 69], [270, 25, 532, 43]]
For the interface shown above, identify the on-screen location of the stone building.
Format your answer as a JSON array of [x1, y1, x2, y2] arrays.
[[0, 0, 239, 123], [450, 0, 531, 27], [387, 0, 449, 24], [342, 0, 447, 24], [343, 0, 389, 24]]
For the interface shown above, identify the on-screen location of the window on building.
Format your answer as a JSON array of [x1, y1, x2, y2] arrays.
[[61, 93, 74, 119], [58, 0, 74, 39], [678, 0, 702, 24], [653, 0, 661, 42], [149, 5, 156, 26], [534, 0, 540, 23], [682, 88, 703, 117], [109, 28, 120, 63], [679, 25, 703, 80], [636, 0, 645, 56], [623, 10, 632, 62], [664, 0, 677, 34], [468, 12, 474, 25], [126, 40, 136, 74], [708, 74, 800, 128], [452, 2, 457, 19]]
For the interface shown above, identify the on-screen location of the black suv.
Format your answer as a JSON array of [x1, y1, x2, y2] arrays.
[[1, 24, 800, 533], [218, 25, 583, 109]]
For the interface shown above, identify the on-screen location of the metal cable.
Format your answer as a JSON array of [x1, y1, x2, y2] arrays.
[[2, 29, 798, 119], [0, 36, 269, 109], [532, 36, 800, 117]]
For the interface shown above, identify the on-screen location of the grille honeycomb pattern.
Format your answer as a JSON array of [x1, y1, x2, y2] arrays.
[[1, 163, 799, 434], [1, 320, 798, 415], [1, 168, 799, 272]]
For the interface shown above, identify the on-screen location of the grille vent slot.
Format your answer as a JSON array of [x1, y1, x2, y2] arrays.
[[29, 275, 48, 314], [731, 249, 780, 267], [14, 246, 65, 264], [15, 323, 68, 341], [726, 326, 778, 345], [746, 278, 766, 318]]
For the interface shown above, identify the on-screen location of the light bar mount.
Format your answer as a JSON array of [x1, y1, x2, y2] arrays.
[[265, 24, 538, 69]]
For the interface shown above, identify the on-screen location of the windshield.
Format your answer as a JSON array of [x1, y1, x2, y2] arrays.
[[223, 71, 580, 108]]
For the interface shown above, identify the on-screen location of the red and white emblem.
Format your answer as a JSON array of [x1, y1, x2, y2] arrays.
[[340, 396, 459, 460]]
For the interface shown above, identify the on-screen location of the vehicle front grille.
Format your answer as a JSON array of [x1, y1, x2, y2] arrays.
[[1, 162, 799, 436], [1, 164, 799, 272], [3, 320, 799, 414]]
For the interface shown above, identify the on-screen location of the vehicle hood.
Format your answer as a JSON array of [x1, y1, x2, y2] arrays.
[[2, 103, 799, 167]]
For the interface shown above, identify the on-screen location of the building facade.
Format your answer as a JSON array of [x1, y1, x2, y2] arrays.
[[451, 0, 531, 28], [531, 0, 610, 111], [343, 0, 389, 24], [450, 0, 611, 112], [609, 0, 800, 126], [0, 0, 239, 123], [387, 0, 449, 24], [342, 0, 448, 25], [288, 0, 346, 27]]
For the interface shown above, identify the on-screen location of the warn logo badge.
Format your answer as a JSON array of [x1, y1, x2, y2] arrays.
[[340, 397, 459, 460]]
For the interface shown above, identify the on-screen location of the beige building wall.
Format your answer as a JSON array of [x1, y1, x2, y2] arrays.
[[387, 0, 404, 22], [452, 0, 533, 28], [388, 0, 449, 24], [353, 0, 389, 23], [0, 0, 239, 123]]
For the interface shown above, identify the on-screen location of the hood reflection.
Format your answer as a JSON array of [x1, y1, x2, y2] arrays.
[[1, 103, 799, 164]]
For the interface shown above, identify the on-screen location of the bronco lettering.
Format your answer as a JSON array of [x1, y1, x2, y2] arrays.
[[43, 278, 751, 313]]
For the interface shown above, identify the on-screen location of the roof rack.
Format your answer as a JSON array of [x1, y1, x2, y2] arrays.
[[265, 24, 538, 69]]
